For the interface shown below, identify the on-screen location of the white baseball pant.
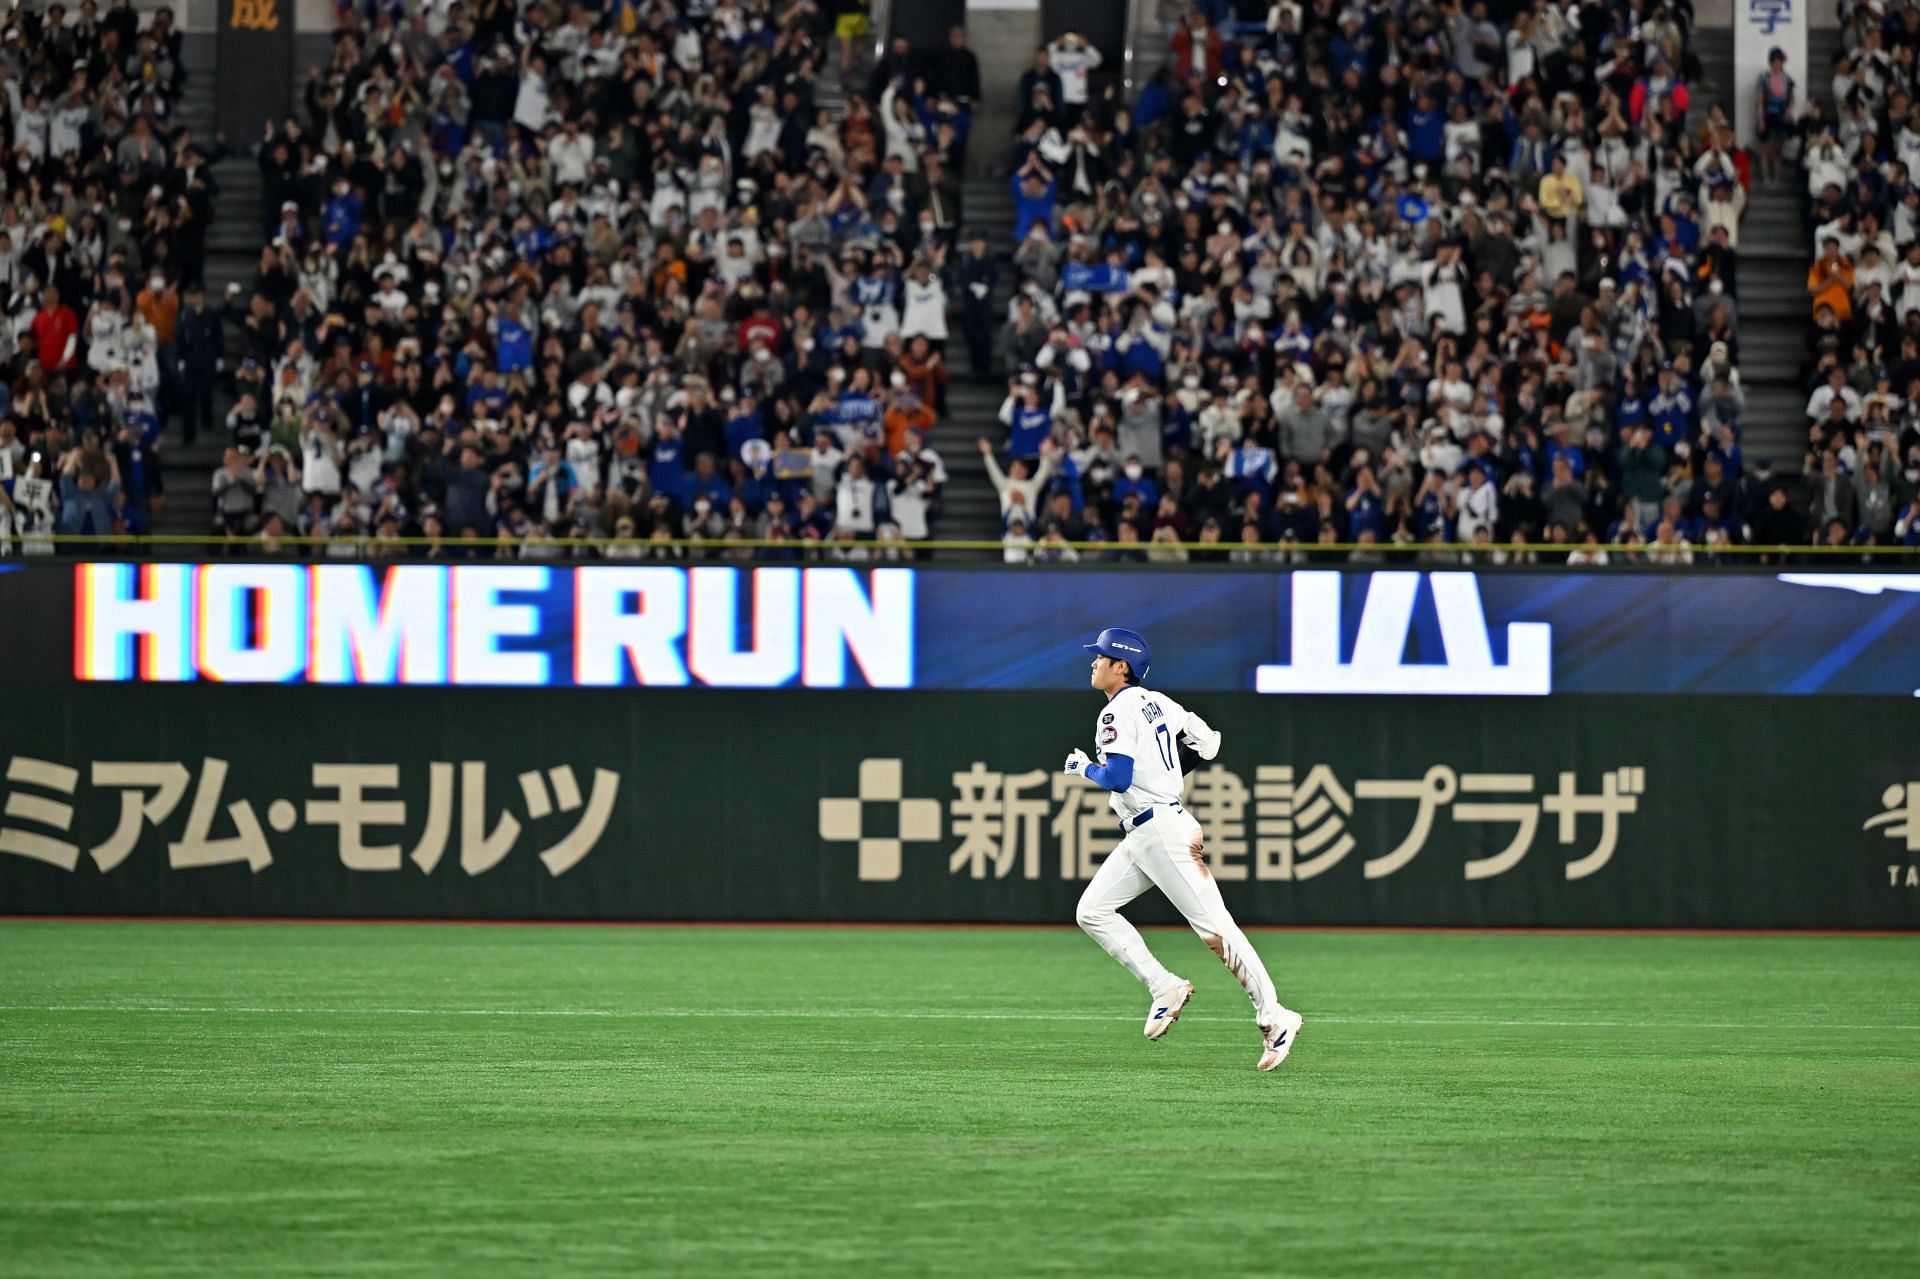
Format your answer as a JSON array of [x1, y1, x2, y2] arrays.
[[1074, 802, 1284, 1027]]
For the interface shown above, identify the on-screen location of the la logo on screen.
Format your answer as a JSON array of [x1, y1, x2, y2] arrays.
[[1255, 571, 1551, 697]]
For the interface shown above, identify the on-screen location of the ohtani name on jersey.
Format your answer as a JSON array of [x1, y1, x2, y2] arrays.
[[72, 563, 914, 688]]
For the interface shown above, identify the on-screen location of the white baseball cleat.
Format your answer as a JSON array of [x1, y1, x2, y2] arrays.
[[1144, 981, 1194, 1040], [1256, 1009, 1305, 1072]]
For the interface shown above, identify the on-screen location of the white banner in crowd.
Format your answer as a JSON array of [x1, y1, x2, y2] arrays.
[[1734, 0, 1808, 147]]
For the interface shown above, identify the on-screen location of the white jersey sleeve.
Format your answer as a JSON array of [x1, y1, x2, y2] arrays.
[[1179, 707, 1221, 758]]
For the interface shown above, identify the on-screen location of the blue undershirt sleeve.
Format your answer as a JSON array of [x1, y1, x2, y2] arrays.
[[1084, 753, 1134, 793]]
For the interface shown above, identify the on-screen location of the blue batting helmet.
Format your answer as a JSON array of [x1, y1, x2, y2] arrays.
[[1083, 628, 1151, 683]]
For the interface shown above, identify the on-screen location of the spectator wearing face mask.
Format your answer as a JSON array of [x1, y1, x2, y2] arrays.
[[1112, 455, 1158, 511]]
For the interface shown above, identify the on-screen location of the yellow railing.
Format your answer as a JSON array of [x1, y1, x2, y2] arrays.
[[4, 533, 1918, 559]]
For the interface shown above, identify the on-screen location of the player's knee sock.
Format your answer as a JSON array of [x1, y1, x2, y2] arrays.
[[1200, 925, 1283, 1026], [1077, 908, 1176, 992]]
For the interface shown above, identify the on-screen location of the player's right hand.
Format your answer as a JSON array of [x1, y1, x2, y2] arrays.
[[1063, 748, 1090, 777]]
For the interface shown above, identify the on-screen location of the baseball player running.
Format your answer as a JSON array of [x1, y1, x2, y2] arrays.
[[1064, 628, 1304, 1072]]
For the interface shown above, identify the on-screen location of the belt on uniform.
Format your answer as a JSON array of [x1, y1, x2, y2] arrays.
[[1125, 802, 1180, 830]]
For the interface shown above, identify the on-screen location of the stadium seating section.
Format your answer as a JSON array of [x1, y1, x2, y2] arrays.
[[4, 0, 1919, 557]]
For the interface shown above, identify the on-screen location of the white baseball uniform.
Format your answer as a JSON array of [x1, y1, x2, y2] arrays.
[[1072, 685, 1286, 1028]]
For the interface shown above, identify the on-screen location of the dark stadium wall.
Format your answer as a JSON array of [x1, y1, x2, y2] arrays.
[[2, 685, 1917, 929], [894, 0, 966, 54], [215, 0, 294, 137], [964, 6, 1040, 172]]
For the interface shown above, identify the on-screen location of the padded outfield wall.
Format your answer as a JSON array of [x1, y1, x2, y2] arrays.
[[1, 562, 1917, 929]]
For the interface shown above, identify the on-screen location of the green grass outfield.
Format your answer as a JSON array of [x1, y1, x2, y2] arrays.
[[2, 922, 1917, 1278]]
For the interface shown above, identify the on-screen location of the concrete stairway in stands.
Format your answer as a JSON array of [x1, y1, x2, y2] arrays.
[[151, 34, 259, 537], [1730, 23, 1844, 478], [1689, 21, 1804, 472], [152, 34, 333, 539], [814, 42, 1013, 545], [1737, 193, 1814, 474], [927, 175, 1017, 543], [812, 58, 851, 119]]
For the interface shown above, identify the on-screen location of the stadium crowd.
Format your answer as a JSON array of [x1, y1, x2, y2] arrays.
[[0, 1, 205, 549], [219, 0, 979, 561], [1796, 0, 1920, 550], [3, 0, 1918, 558], [987, 0, 1783, 565]]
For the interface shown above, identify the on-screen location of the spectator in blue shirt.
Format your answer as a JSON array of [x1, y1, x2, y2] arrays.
[[1666, 199, 1702, 256], [1506, 421, 1546, 485], [465, 370, 509, 419], [323, 177, 362, 249], [1116, 311, 1167, 382], [1344, 465, 1387, 541], [513, 221, 552, 263], [723, 393, 765, 460], [681, 452, 731, 511], [1615, 372, 1650, 436], [830, 375, 883, 443], [1898, 493, 1920, 547], [1405, 90, 1444, 166], [1225, 438, 1279, 499], [1111, 455, 1159, 511], [648, 418, 688, 501], [1010, 153, 1057, 243], [999, 371, 1062, 462], [527, 439, 578, 515], [1653, 493, 1701, 544], [1647, 365, 1696, 450], [492, 308, 533, 375], [1042, 446, 1085, 515], [1697, 491, 1738, 543], [1543, 420, 1587, 479], [1131, 67, 1174, 131], [1330, 12, 1370, 78], [1061, 248, 1131, 298], [1410, 471, 1450, 540]]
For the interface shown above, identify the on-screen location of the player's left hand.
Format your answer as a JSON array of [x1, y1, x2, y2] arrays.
[[1063, 748, 1091, 777]]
